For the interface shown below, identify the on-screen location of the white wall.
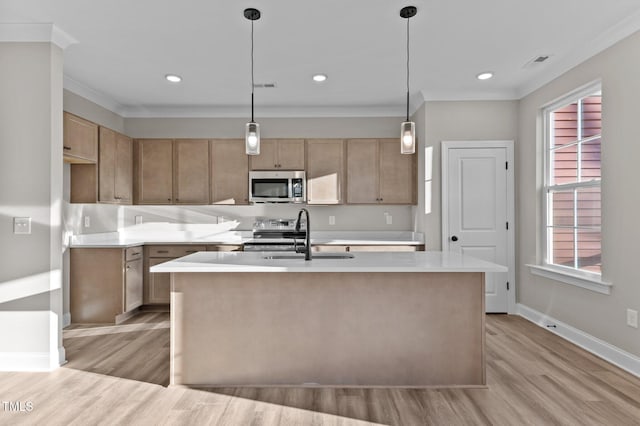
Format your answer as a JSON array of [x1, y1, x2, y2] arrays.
[[517, 30, 640, 356], [414, 101, 519, 250], [0, 42, 64, 370]]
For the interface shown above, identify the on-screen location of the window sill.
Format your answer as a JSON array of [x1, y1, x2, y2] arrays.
[[527, 264, 611, 295]]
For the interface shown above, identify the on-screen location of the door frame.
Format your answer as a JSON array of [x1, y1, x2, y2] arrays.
[[441, 140, 516, 314]]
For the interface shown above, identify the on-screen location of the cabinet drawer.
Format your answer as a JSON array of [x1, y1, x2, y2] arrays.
[[148, 245, 207, 258], [126, 246, 143, 261]]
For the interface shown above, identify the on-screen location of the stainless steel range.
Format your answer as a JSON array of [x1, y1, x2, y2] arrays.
[[243, 218, 307, 252]]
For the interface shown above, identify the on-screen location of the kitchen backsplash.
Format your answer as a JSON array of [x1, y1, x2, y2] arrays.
[[65, 202, 415, 234]]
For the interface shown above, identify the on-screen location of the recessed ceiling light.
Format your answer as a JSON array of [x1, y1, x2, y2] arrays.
[[165, 74, 182, 83], [476, 72, 494, 81], [312, 74, 328, 82]]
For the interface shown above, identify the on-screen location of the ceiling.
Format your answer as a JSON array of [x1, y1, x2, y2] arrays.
[[2, 0, 640, 117]]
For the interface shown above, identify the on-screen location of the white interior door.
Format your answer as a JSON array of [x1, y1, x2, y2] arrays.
[[442, 143, 513, 313]]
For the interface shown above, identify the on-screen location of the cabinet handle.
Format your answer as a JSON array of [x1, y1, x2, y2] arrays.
[[126, 266, 131, 270], [167, 198, 171, 201], [186, 250, 197, 253], [63, 146, 71, 150], [157, 250, 169, 254], [130, 252, 141, 256]]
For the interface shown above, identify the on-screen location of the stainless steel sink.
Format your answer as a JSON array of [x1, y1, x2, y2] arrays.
[[263, 253, 354, 260]]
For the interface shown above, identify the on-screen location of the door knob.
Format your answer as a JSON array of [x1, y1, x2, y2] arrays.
[[451, 236, 458, 242]]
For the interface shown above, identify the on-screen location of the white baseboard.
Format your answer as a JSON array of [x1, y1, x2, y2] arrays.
[[517, 303, 640, 378], [63, 312, 71, 328], [0, 347, 65, 372]]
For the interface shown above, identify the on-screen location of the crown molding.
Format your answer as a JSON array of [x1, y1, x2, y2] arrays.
[[63, 76, 127, 116], [420, 88, 519, 102], [0, 23, 77, 49], [516, 8, 640, 98], [120, 104, 409, 118]]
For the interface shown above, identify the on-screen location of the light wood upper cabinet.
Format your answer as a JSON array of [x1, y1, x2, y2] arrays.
[[379, 139, 415, 204], [134, 139, 174, 204], [346, 138, 416, 205], [63, 112, 98, 163], [210, 139, 249, 204], [135, 139, 210, 204], [306, 139, 345, 205], [250, 139, 305, 170], [99, 127, 132, 204], [346, 139, 379, 204], [174, 139, 210, 204]]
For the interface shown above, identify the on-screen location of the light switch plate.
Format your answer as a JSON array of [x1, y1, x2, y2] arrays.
[[14, 217, 31, 234], [627, 309, 638, 328], [135, 215, 143, 225]]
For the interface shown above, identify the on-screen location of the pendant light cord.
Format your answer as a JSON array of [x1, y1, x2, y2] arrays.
[[406, 16, 410, 121], [251, 19, 255, 123]]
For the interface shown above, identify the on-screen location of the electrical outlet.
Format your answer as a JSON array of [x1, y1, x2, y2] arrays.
[[135, 215, 143, 225], [84, 216, 91, 228], [329, 215, 336, 225], [13, 217, 31, 235], [627, 309, 638, 328], [385, 214, 393, 225]]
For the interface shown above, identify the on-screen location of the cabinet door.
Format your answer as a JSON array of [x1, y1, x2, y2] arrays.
[[125, 258, 143, 312], [306, 139, 344, 204], [115, 133, 133, 203], [99, 128, 132, 204], [98, 127, 117, 202], [174, 139, 210, 204], [249, 139, 278, 170], [210, 139, 249, 204], [346, 139, 379, 204], [63, 112, 98, 163], [379, 139, 416, 204], [277, 139, 305, 170], [136, 139, 174, 204], [147, 257, 172, 304]]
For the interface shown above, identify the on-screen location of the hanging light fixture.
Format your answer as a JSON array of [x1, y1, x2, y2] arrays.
[[244, 8, 261, 155], [400, 6, 417, 154]]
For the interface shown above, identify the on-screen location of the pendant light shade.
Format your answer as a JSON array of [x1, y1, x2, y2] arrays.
[[401, 121, 415, 154], [400, 6, 417, 154], [245, 122, 260, 155], [244, 8, 261, 155]]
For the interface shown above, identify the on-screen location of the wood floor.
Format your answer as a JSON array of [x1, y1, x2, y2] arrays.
[[2, 313, 640, 425]]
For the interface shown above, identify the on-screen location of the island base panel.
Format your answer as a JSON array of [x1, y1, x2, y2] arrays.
[[171, 272, 485, 387]]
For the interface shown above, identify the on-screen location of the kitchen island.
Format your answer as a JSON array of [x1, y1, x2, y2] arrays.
[[151, 251, 506, 388]]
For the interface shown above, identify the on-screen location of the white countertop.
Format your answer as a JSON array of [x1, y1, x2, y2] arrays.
[[69, 229, 425, 248], [150, 251, 506, 273]]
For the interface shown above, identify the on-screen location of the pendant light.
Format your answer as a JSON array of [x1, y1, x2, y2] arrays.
[[244, 8, 261, 155], [400, 6, 417, 154]]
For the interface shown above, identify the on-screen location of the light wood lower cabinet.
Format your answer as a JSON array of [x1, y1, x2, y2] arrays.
[[70, 246, 143, 324], [144, 245, 207, 304]]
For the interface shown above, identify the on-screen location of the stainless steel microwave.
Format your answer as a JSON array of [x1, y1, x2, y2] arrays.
[[249, 171, 306, 203]]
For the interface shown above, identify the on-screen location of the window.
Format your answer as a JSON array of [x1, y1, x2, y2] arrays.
[[543, 84, 602, 280]]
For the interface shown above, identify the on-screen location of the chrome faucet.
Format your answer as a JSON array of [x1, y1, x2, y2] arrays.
[[294, 208, 312, 261]]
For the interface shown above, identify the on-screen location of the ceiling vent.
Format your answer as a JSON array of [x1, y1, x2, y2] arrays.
[[523, 55, 552, 68], [253, 83, 277, 88]]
